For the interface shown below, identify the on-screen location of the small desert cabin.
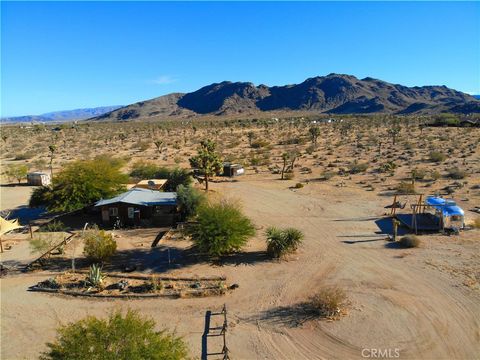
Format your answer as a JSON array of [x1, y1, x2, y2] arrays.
[[95, 188, 177, 227], [425, 196, 465, 230], [223, 163, 245, 177], [27, 172, 51, 186]]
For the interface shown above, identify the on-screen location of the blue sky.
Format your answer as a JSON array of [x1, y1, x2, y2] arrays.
[[2, 1, 479, 117]]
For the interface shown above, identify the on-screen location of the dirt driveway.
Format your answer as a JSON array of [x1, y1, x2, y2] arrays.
[[1, 177, 479, 359]]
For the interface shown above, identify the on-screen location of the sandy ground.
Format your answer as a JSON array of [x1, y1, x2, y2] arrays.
[[1, 175, 479, 359]]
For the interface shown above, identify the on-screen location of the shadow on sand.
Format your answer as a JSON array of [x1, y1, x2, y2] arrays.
[[246, 302, 319, 328], [31, 245, 271, 274]]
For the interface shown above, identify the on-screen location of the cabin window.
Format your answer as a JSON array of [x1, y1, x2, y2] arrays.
[[109, 207, 118, 217], [450, 215, 462, 222]]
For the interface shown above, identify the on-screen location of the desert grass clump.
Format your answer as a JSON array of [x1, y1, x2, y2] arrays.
[[396, 181, 415, 194], [429, 151, 446, 163], [266, 227, 304, 258], [399, 235, 421, 248], [348, 161, 368, 174], [310, 286, 348, 317], [447, 167, 467, 180], [472, 218, 480, 229]]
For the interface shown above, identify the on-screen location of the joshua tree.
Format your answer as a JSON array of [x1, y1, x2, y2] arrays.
[[189, 139, 223, 191], [118, 133, 127, 145], [153, 140, 163, 155], [280, 151, 298, 180], [247, 131, 255, 147], [48, 144, 56, 178], [387, 122, 401, 145], [308, 126, 321, 147]]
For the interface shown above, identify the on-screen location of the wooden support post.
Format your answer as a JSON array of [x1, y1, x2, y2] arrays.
[[390, 195, 397, 216], [0, 236, 3, 253], [392, 219, 399, 242], [29, 222, 33, 239]]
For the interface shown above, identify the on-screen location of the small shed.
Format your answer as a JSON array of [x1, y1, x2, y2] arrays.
[[223, 163, 245, 177], [133, 179, 168, 191], [27, 172, 51, 186], [95, 188, 177, 227], [425, 196, 464, 230]]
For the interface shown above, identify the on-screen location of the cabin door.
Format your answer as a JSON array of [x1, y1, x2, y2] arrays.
[[101, 209, 109, 222]]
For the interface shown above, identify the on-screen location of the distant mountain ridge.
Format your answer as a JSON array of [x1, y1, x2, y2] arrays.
[[2, 105, 123, 123], [93, 74, 480, 121]]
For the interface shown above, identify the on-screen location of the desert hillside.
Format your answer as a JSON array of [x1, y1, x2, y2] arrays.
[[92, 74, 480, 122]]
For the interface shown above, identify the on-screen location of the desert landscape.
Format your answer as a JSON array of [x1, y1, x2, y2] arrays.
[[1, 114, 479, 359], [2, 1, 480, 358]]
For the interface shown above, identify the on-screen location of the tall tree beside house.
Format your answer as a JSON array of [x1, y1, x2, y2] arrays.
[[29, 157, 128, 212], [189, 139, 222, 191]]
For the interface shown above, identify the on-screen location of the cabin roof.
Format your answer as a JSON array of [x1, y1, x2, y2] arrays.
[[95, 188, 177, 207]]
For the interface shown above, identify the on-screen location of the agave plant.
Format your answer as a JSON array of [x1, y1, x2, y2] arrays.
[[85, 263, 105, 290]]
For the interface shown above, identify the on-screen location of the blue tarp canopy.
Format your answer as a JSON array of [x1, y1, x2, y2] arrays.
[[95, 188, 177, 207], [425, 196, 464, 217]]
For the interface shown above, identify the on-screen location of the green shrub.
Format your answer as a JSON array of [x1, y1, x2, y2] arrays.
[[129, 161, 169, 180], [176, 185, 205, 221], [266, 226, 304, 258], [430, 170, 441, 181], [447, 167, 467, 179], [29, 186, 52, 208], [5, 164, 28, 183], [31, 157, 128, 212], [41, 309, 188, 360], [250, 139, 269, 149], [164, 168, 192, 191], [411, 168, 427, 180], [38, 220, 66, 232], [187, 198, 255, 257], [294, 182, 304, 189], [321, 171, 335, 180], [399, 235, 421, 248], [83, 228, 117, 263], [310, 286, 347, 317], [429, 151, 446, 163]]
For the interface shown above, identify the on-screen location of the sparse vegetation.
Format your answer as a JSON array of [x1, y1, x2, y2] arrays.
[[310, 286, 348, 317], [429, 151, 446, 163], [41, 309, 188, 360]]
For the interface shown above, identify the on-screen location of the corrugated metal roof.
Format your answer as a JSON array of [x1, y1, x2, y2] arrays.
[[95, 188, 177, 207]]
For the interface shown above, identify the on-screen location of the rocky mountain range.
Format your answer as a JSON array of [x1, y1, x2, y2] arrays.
[[93, 74, 480, 121], [2, 105, 123, 123]]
